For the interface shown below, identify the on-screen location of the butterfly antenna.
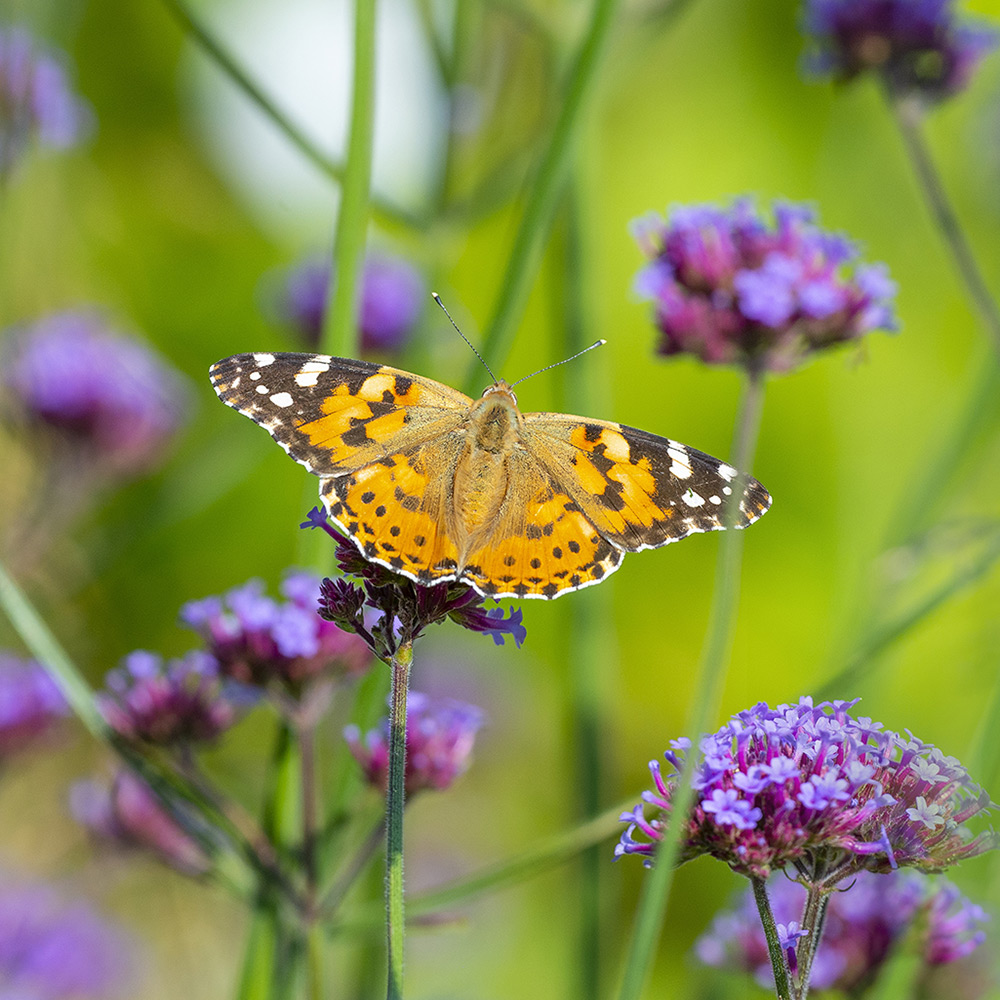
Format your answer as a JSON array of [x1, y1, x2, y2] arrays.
[[508, 339, 607, 390], [432, 292, 499, 385]]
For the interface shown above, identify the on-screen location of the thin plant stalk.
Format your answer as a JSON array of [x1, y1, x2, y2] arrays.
[[299, 723, 323, 1000], [385, 641, 413, 1000], [792, 887, 831, 1000], [884, 86, 1000, 359], [617, 365, 767, 1000], [158, 0, 417, 231], [751, 876, 793, 1000], [321, 0, 378, 360], [462, 0, 620, 394]]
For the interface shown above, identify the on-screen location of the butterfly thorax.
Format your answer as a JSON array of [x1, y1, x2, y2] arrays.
[[452, 382, 524, 532]]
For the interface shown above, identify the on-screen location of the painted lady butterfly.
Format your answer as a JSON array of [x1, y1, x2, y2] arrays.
[[210, 352, 771, 599]]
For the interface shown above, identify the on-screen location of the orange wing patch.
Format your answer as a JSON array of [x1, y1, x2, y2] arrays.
[[320, 438, 463, 585]]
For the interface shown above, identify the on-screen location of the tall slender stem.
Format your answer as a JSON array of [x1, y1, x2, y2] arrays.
[[617, 366, 767, 1000], [751, 876, 792, 1000], [462, 0, 620, 394], [322, 0, 378, 359], [885, 87, 1000, 359], [385, 641, 413, 1000], [793, 886, 831, 1000], [158, 0, 416, 231], [298, 724, 323, 1000]]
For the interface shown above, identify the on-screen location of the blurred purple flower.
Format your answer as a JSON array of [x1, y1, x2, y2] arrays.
[[345, 690, 485, 796], [696, 870, 989, 994], [181, 568, 374, 693], [0, 27, 91, 173], [279, 253, 425, 354], [0, 653, 67, 756], [632, 199, 897, 373], [97, 650, 239, 746], [305, 507, 526, 659], [71, 770, 214, 876], [0, 311, 188, 476], [0, 876, 132, 998], [802, 0, 998, 99], [616, 697, 996, 882]]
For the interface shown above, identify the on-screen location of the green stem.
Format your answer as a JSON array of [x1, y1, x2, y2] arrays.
[[885, 87, 1000, 359], [385, 641, 413, 1000], [463, 0, 620, 393], [0, 560, 106, 738], [751, 876, 792, 1000], [321, 0, 378, 359], [793, 886, 831, 1000], [158, 0, 418, 231], [299, 724, 322, 1000], [617, 367, 767, 1000]]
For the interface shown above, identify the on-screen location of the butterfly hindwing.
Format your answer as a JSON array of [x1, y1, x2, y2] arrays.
[[522, 413, 771, 552], [209, 352, 471, 475]]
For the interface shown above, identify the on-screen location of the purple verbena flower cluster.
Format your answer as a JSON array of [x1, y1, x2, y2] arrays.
[[180, 569, 374, 691], [0, 653, 67, 755], [71, 770, 214, 876], [632, 199, 897, 373], [280, 252, 425, 355], [0, 27, 90, 173], [98, 650, 239, 746], [0, 877, 132, 999], [802, 0, 998, 99], [696, 870, 989, 994], [306, 507, 526, 658], [617, 698, 996, 882], [345, 691, 485, 796], [0, 311, 187, 476]]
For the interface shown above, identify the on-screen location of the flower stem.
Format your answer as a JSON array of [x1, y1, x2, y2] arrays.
[[158, 0, 417, 231], [793, 886, 831, 1000], [0, 560, 105, 739], [617, 366, 767, 1000], [885, 87, 1000, 359], [462, 0, 620, 394], [298, 724, 323, 1000], [750, 876, 792, 1000], [322, 0, 378, 359], [385, 641, 413, 1000]]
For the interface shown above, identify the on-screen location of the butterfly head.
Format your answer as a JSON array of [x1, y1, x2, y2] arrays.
[[471, 380, 522, 452]]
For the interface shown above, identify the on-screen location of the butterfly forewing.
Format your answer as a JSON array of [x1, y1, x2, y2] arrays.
[[522, 413, 771, 551], [209, 352, 471, 476]]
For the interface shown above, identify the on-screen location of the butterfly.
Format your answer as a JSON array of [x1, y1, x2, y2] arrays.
[[209, 352, 771, 599]]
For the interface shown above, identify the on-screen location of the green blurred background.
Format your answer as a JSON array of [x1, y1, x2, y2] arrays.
[[3, 0, 1000, 996]]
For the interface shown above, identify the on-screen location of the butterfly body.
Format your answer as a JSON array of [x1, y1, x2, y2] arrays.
[[210, 352, 771, 599]]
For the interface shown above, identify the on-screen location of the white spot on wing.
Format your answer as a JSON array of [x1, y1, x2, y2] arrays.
[[667, 447, 692, 480], [718, 463, 737, 482], [250, 371, 261, 381], [254, 353, 276, 366], [256, 385, 268, 394], [295, 370, 320, 387], [709, 495, 721, 504], [723, 486, 733, 496], [270, 391, 294, 407], [681, 489, 706, 508]]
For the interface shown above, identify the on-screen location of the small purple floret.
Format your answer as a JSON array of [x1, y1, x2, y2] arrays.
[[695, 870, 990, 993], [345, 690, 485, 796], [632, 198, 898, 373], [279, 253, 425, 354], [617, 697, 997, 882], [0, 653, 67, 755], [0, 310, 187, 476], [0, 27, 91, 173], [801, 0, 999, 98]]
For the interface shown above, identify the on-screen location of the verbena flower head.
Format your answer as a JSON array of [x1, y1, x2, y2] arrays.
[[802, 0, 999, 99], [0, 876, 132, 998], [345, 690, 485, 796], [305, 507, 526, 659], [181, 569, 374, 692], [0, 311, 187, 476], [0, 27, 90, 174], [696, 870, 989, 993], [98, 650, 239, 746], [280, 252, 425, 354], [617, 698, 997, 883], [0, 653, 67, 755], [632, 199, 897, 373], [71, 770, 214, 876]]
